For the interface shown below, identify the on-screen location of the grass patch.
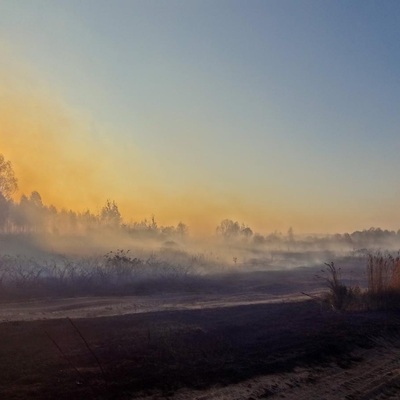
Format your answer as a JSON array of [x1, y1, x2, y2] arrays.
[[318, 253, 400, 311], [317, 262, 360, 311], [366, 252, 400, 310]]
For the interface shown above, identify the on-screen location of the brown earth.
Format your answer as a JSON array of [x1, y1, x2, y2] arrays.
[[1, 293, 400, 400], [0, 264, 396, 400]]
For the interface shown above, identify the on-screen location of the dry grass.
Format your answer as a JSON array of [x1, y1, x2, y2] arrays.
[[317, 262, 359, 311], [366, 252, 400, 310], [318, 253, 400, 311]]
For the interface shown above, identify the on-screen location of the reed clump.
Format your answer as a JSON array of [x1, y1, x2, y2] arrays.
[[366, 252, 400, 310], [318, 262, 359, 311], [319, 253, 400, 311]]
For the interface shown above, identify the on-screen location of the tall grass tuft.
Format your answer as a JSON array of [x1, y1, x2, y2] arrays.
[[318, 262, 356, 311], [366, 252, 400, 310]]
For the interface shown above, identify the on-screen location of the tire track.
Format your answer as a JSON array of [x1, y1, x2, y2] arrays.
[[267, 338, 400, 400], [135, 340, 400, 400]]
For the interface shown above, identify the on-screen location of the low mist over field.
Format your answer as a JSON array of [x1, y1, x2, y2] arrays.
[[0, 0, 399, 301], [2, 148, 400, 259], [0, 151, 398, 301]]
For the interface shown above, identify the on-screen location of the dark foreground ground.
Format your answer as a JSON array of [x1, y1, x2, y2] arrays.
[[1, 298, 400, 400]]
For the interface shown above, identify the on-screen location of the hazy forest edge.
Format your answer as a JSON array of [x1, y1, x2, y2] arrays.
[[2, 153, 400, 309], [1, 153, 400, 253]]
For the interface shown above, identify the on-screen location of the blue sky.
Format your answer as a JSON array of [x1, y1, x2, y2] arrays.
[[1, 0, 400, 233]]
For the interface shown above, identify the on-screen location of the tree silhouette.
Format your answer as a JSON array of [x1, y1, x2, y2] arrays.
[[0, 193, 9, 229], [100, 199, 122, 227], [216, 219, 241, 238], [0, 154, 18, 200], [216, 219, 253, 239]]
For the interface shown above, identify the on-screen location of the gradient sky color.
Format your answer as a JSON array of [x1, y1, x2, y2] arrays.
[[1, 0, 400, 234]]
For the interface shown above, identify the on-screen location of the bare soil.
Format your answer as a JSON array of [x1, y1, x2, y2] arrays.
[[1, 268, 399, 400]]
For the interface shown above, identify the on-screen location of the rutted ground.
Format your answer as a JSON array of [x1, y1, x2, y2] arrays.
[[1, 266, 397, 400], [159, 339, 400, 400], [1, 296, 400, 400]]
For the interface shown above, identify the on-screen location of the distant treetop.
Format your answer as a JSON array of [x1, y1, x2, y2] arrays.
[[0, 154, 18, 200]]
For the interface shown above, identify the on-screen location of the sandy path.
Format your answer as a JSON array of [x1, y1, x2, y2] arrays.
[[0, 292, 313, 322]]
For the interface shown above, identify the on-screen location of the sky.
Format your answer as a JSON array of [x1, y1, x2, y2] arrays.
[[1, 0, 400, 235]]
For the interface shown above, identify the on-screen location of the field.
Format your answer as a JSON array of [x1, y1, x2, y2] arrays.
[[2, 260, 400, 400]]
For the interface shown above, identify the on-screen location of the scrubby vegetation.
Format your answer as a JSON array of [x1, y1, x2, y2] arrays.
[[0, 249, 210, 300], [320, 252, 400, 311]]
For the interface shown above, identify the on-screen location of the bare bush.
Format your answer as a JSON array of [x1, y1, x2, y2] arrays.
[[0, 249, 202, 299]]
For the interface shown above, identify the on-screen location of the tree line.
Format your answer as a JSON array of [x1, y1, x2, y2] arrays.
[[0, 154, 187, 239], [1, 153, 400, 249]]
